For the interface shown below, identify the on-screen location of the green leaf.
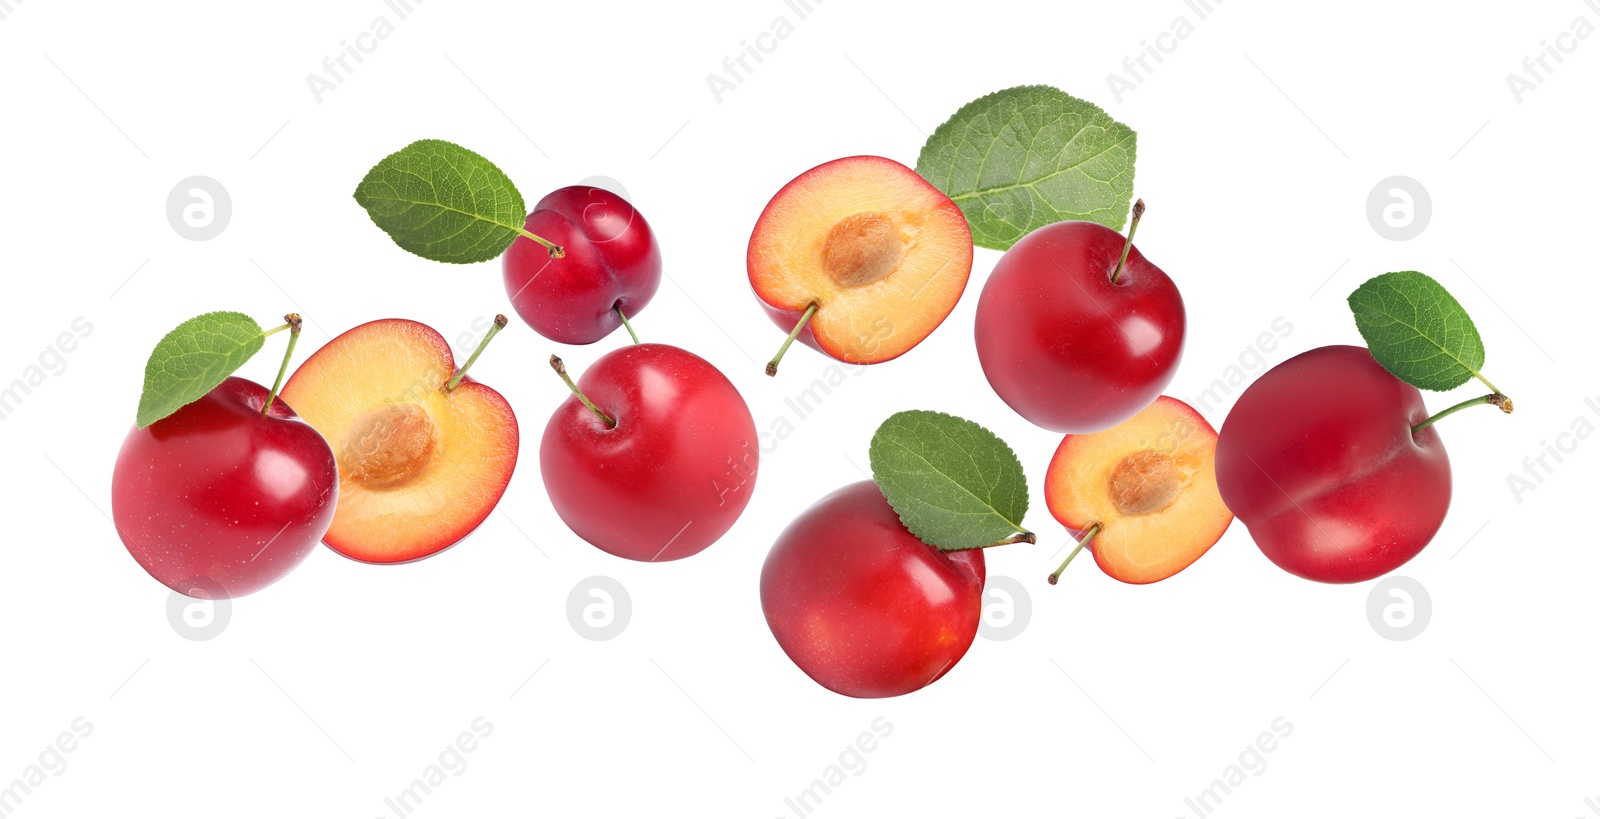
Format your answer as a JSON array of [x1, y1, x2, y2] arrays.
[[1348, 271, 1490, 392], [137, 312, 266, 427], [868, 410, 1032, 551], [915, 85, 1137, 251], [353, 139, 528, 264]]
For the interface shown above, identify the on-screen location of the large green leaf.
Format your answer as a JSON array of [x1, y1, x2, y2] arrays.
[[1348, 271, 1487, 391], [137, 312, 265, 427], [916, 85, 1136, 250], [869, 410, 1032, 551], [354, 139, 529, 264]]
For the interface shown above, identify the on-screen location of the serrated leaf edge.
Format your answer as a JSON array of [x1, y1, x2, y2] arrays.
[[1347, 270, 1488, 392], [135, 311, 265, 428], [868, 408, 1032, 551], [352, 138, 527, 265], [915, 84, 1137, 250]]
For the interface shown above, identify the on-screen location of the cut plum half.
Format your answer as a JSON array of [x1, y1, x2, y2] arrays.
[[748, 155, 973, 373], [280, 318, 518, 563], [1045, 396, 1232, 584]]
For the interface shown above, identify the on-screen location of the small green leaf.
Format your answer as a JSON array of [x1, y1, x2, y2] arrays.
[[137, 312, 266, 427], [1348, 271, 1490, 392], [915, 85, 1136, 251], [868, 410, 1031, 551], [354, 139, 528, 264]]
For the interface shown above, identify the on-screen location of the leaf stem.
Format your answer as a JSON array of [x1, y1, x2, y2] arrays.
[[1412, 393, 1513, 434], [767, 302, 818, 377], [941, 531, 1037, 552], [448, 314, 507, 392], [550, 355, 615, 428], [615, 305, 640, 344], [517, 227, 565, 259], [1110, 199, 1145, 284], [1048, 524, 1101, 585], [260, 313, 302, 416]]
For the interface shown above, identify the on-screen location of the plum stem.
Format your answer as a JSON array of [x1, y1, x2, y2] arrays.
[[1412, 393, 1512, 434], [550, 354, 616, 428], [941, 531, 1038, 552], [615, 304, 640, 344], [448, 314, 508, 392], [1048, 523, 1101, 585], [1110, 199, 1145, 284], [260, 313, 302, 417], [516, 226, 565, 259], [766, 302, 818, 377]]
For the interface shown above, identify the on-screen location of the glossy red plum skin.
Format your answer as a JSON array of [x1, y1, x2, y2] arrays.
[[1215, 345, 1452, 583], [760, 481, 985, 698], [540, 344, 758, 562], [112, 377, 338, 599], [975, 220, 1185, 433], [503, 186, 661, 345]]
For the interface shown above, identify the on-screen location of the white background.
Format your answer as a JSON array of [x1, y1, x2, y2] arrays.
[[2, 1, 1597, 816]]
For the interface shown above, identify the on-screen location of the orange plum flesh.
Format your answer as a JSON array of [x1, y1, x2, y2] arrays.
[[748, 155, 973, 367], [281, 319, 517, 564], [1045, 396, 1232, 584]]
